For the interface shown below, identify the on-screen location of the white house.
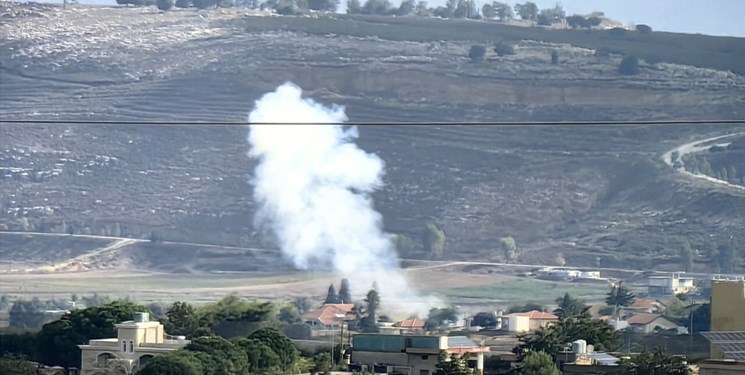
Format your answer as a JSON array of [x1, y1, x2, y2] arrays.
[[78, 312, 189, 375]]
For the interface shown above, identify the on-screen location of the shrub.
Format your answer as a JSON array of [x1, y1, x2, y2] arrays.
[[156, 0, 174, 10], [468, 45, 486, 63], [635, 24, 653, 34], [494, 42, 515, 56], [550, 50, 559, 64], [608, 27, 627, 39], [618, 55, 640, 75]]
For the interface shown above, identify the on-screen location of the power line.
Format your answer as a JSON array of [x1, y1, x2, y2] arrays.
[[0, 119, 744, 126]]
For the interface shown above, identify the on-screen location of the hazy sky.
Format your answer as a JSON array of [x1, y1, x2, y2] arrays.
[[49, 0, 745, 37]]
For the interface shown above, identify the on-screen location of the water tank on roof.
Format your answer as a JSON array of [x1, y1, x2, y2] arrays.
[[133, 312, 149, 323], [572, 340, 587, 354]]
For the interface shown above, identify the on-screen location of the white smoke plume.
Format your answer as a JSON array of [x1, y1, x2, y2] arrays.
[[247, 83, 438, 313]]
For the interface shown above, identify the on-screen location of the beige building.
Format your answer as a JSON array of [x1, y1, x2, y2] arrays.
[[502, 310, 558, 332], [78, 312, 189, 375], [707, 280, 745, 361], [647, 273, 696, 296], [699, 360, 745, 375]]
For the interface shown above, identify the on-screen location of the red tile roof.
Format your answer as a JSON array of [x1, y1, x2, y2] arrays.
[[397, 318, 426, 329], [630, 299, 658, 310], [303, 304, 355, 326], [626, 313, 662, 326], [507, 310, 558, 320]]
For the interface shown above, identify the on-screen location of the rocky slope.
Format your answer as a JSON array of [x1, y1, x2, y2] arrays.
[[1, 3, 744, 273]]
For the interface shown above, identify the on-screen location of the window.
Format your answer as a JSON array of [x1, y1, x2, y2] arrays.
[[121, 341, 126, 352], [421, 355, 429, 360], [420, 370, 430, 375], [128, 340, 134, 353]]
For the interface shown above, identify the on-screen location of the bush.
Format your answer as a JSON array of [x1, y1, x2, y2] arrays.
[[494, 42, 515, 56], [618, 55, 640, 75], [636, 24, 653, 34], [550, 50, 559, 64], [608, 27, 627, 39], [468, 45, 486, 63], [156, 0, 174, 10]]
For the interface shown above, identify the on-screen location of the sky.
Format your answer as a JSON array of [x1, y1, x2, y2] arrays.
[[46, 0, 745, 37]]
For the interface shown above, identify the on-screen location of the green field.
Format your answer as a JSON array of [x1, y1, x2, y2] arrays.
[[439, 279, 611, 306]]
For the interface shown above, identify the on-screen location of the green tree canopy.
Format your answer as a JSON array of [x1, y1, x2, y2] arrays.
[[435, 351, 475, 375], [325, 283, 339, 304], [520, 351, 560, 375], [361, 287, 381, 332], [0, 354, 37, 375], [514, 1, 538, 20], [36, 300, 148, 368], [137, 351, 206, 375], [605, 282, 636, 317], [230, 337, 282, 374], [338, 278, 352, 304], [619, 347, 691, 375], [165, 301, 200, 339], [185, 336, 249, 375], [517, 312, 620, 355], [248, 327, 299, 372], [554, 293, 589, 319]]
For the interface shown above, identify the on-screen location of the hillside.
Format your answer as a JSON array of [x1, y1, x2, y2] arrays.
[[1, 3, 745, 275]]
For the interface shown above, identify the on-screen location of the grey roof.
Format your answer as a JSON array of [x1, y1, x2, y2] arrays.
[[701, 331, 745, 361], [448, 336, 479, 349], [587, 352, 620, 366]]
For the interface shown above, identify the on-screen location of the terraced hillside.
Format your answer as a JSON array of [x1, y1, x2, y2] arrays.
[[1, 3, 744, 275]]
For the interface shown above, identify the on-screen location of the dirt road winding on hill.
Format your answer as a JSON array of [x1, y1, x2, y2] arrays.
[[662, 132, 745, 191]]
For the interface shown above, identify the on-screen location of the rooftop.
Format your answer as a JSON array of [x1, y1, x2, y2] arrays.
[[506, 310, 558, 320]]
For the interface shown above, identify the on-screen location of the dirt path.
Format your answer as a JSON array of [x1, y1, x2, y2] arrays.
[[661, 132, 745, 192]]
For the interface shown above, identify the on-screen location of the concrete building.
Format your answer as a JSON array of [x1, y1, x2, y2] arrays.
[[502, 310, 558, 332], [625, 313, 680, 334], [708, 280, 745, 360], [699, 360, 745, 375], [78, 313, 189, 375], [647, 273, 696, 296], [556, 340, 620, 375], [350, 334, 488, 375]]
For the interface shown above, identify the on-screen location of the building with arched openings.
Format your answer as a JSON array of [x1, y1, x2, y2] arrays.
[[78, 312, 189, 375]]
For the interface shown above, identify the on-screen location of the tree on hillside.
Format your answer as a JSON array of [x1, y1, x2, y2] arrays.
[[499, 236, 518, 259], [469, 45, 486, 63], [361, 0, 391, 15], [156, 0, 174, 10], [308, 0, 338, 11], [338, 278, 352, 304], [537, 4, 564, 25], [196, 296, 274, 338], [636, 24, 653, 34], [618, 55, 640, 75], [395, 0, 415, 16], [423, 222, 446, 259], [551, 50, 559, 65], [481, 3, 495, 19], [554, 293, 589, 319], [278, 305, 302, 324], [346, 0, 361, 13], [493, 1, 512, 20], [325, 283, 339, 304], [520, 351, 560, 375], [566, 14, 589, 29], [435, 351, 475, 375], [414, 1, 431, 17], [292, 297, 311, 315], [514, 1, 538, 21]]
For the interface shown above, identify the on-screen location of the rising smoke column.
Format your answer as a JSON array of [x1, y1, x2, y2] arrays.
[[247, 83, 423, 308]]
